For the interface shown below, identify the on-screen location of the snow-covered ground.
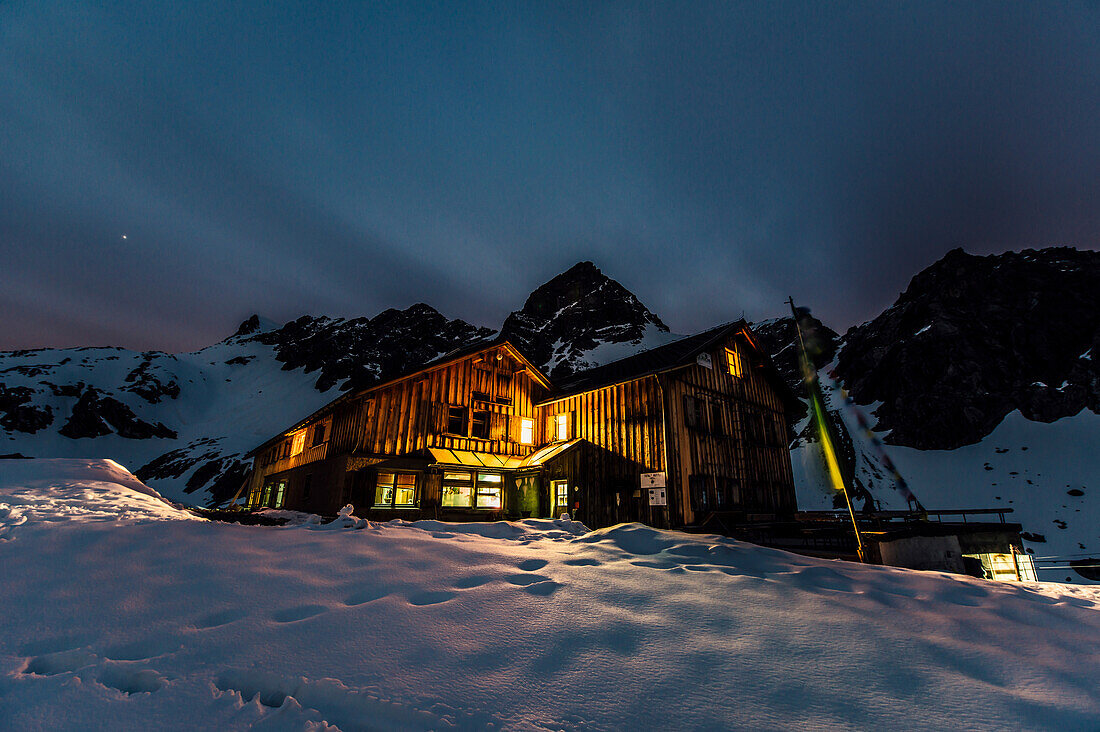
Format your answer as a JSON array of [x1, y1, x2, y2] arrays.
[[793, 370, 1100, 584], [3, 460, 1100, 730]]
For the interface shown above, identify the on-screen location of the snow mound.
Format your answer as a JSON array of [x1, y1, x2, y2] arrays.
[[0, 458, 195, 535], [2, 462, 1100, 730]]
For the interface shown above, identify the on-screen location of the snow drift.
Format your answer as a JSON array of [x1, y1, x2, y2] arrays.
[[1, 460, 1099, 730]]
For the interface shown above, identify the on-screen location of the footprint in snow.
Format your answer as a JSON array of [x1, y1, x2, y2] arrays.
[[97, 665, 165, 695], [516, 558, 548, 571], [271, 604, 328, 622], [792, 567, 856, 593], [562, 557, 601, 567], [523, 581, 563, 597], [453, 574, 495, 589], [505, 573, 552, 586], [22, 649, 97, 676]]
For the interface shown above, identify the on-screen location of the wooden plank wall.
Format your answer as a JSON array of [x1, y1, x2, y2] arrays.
[[663, 334, 796, 525], [536, 376, 669, 529], [250, 346, 548, 504], [313, 345, 547, 459], [536, 375, 665, 474]]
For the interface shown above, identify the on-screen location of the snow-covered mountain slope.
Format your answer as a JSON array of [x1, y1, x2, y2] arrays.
[[3, 461, 1100, 730], [500, 261, 679, 377]]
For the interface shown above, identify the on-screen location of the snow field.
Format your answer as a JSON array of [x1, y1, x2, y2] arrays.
[[2, 461, 1100, 730]]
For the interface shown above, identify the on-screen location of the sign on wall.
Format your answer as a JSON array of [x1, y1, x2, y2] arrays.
[[648, 488, 667, 506], [640, 472, 666, 488], [696, 352, 713, 369]]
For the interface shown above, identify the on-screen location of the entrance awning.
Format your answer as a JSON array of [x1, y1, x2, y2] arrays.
[[427, 448, 524, 470], [517, 439, 583, 467], [427, 439, 584, 471]]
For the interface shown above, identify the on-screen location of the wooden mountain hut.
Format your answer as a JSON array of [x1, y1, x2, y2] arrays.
[[242, 321, 799, 530]]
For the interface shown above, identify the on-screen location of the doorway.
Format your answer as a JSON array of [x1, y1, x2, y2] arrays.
[[550, 480, 569, 519]]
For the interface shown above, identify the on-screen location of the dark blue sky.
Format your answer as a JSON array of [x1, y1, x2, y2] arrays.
[[2, 2, 1098, 350]]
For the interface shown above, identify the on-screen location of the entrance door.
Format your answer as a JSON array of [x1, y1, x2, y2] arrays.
[[550, 480, 569, 519]]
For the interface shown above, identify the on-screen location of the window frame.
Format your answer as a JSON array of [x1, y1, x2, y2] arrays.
[[689, 474, 710, 513], [519, 417, 534, 445], [475, 472, 503, 509], [554, 413, 569, 441], [373, 471, 419, 509], [446, 405, 468, 436], [725, 347, 743, 378], [471, 409, 491, 440], [442, 470, 474, 508], [552, 480, 569, 510]]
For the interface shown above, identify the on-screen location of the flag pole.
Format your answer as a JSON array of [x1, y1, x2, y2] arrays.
[[788, 297, 865, 563]]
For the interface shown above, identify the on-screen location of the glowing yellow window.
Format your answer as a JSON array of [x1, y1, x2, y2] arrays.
[[375, 472, 418, 508], [475, 473, 503, 509], [554, 414, 569, 441], [290, 431, 306, 456], [520, 418, 534, 445], [725, 348, 743, 378]]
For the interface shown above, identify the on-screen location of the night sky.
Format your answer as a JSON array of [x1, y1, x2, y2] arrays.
[[2, 2, 1098, 351]]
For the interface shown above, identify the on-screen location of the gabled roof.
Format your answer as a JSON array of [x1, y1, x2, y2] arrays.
[[540, 320, 799, 412], [245, 336, 551, 457]]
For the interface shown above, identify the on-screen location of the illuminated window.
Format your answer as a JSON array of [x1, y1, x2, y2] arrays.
[[247, 483, 262, 508], [290, 431, 306, 456], [442, 471, 473, 507], [257, 479, 286, 508], [476, 473, 503, 509], [520, 418, 534, 445], [374, 472, 418, 508], [725, 348, 742, 378], [552, 480, 569, 509], [554, 413, 569, 441]]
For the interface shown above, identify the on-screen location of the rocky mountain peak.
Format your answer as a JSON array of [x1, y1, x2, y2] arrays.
[[837, 246, 1100, 449], [250, 306, 493, 393], [501, 261, 670, 377], [234, 314, 262, 337]]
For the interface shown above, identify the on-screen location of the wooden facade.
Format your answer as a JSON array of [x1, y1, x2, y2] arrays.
[[244, 323, 798, 529]]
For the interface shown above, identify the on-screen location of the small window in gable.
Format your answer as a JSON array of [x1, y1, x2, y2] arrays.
[[519, 417, 534, 445], [726, 347, 743, 378]]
